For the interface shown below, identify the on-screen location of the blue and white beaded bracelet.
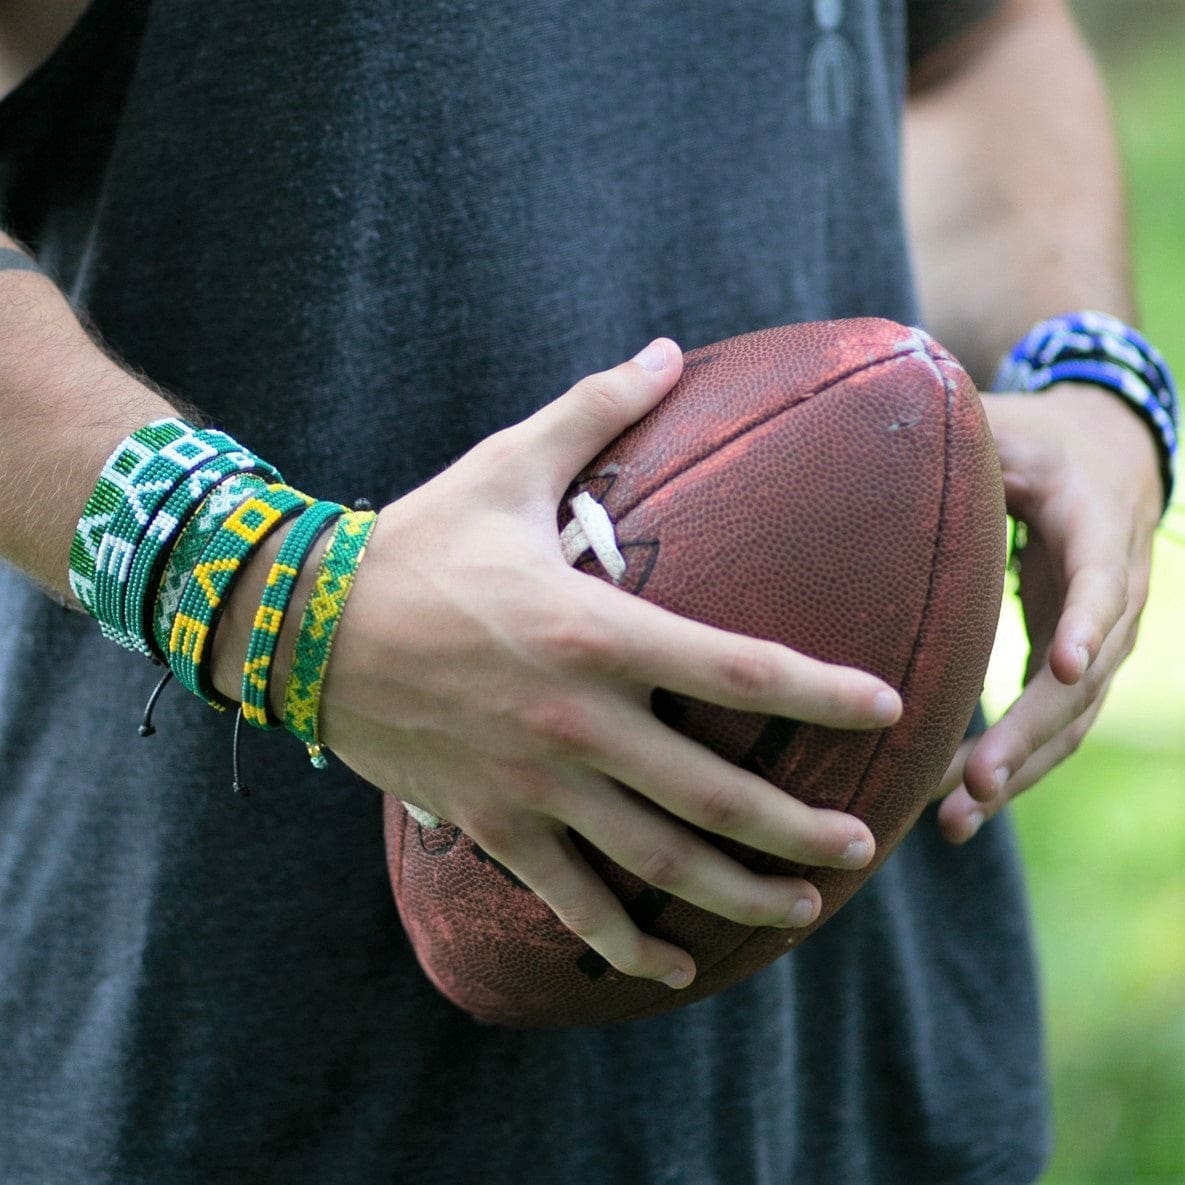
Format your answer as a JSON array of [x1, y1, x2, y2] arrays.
[[994, 311, 1179, 511]]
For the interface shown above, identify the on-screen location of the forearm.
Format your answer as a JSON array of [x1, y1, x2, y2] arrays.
[[0, 232, 291, 706], [0, 232, 176, 600], [904, 0, 1133, 386]]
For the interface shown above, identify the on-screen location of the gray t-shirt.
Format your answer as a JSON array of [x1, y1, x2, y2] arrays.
[[0, 1, 1048, 1182]]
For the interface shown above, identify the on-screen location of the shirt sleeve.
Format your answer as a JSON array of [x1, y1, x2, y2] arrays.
[[907, 0, 1005, 68]]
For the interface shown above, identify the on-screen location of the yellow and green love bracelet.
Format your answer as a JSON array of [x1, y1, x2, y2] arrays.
[[283, 509, 377, 768], [168, 483, 313, 709]]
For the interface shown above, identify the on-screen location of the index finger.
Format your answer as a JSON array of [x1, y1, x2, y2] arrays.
[[571, 575, 902, 730]]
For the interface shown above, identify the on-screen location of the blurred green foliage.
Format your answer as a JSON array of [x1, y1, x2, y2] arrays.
[[998, 7, 1185, 1183]]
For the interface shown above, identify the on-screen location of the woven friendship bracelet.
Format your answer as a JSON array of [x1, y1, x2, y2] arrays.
[[168, 484, 313, 709], [283, 509, 378, 768], [240, 500, 346, 731], [153, 474, 269, 659], [995, 311, 1179, 510], [122, 450, 279, 658]]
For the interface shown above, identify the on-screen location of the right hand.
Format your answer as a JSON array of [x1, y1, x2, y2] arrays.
[[317, 339, 902, 989]]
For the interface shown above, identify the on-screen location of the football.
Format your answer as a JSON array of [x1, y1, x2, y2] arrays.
[[385, 318, 1006, 1027]]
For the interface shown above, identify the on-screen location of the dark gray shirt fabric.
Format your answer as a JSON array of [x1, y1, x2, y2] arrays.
[[0, 1, 1047, 1182]]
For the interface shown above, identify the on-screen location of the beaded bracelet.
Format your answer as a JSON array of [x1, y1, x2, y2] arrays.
[[70, 417, 281, 643], [94, 428, 258, 648], [70, 419, 191, 615], [169, 483, 314, 709], [153, 474, 270, 659], [283, 509, 378, 768], [240, 500, 346, 730], [124, 450, 277, 658], [994, 311, 1179, 510]]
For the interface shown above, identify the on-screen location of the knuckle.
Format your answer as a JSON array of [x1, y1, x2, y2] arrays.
[[462, 809, 516, 855], [1099, 564, 1130, 615], [550, 897, 610, 943], [603, 935, 656, 981], [1065, 717, 1092, 756], [694, 783, 746, 836], [538, 608, 617, 672], [733, 892, 785, 929], [519, 698, 599, 759], [500, 762, 559, 812], [572, 374, 632, 426], [636, 843, 692, 892], [718, 645, 780, 701]]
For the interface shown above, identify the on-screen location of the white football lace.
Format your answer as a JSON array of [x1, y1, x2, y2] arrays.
[[558, 491, 627, 581], [402, 490, 625, 831]]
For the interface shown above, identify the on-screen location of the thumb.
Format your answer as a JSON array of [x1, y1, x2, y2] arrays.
[[523, 338, 684, 498]]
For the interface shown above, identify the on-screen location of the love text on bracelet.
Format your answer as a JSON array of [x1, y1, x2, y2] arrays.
[[168, 483, 314, 709], [994, 311, 1179, 510]]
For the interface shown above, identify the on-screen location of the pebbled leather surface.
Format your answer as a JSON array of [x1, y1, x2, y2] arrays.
[[386, 319, 1007, 1028]]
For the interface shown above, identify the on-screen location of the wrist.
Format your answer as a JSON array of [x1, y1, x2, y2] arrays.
[[994, 311, 1179, 513]]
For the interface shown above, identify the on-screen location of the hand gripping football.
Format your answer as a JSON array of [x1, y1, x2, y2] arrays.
[[385, 319, 1006, 1027]]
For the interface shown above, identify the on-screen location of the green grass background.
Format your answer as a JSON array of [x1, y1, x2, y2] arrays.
[[982, 8, 1185, 1181]]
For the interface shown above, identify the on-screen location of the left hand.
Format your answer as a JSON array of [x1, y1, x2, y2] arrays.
[[933, 382, 1164, 843]]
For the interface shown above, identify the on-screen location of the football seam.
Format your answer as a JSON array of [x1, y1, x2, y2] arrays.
[[593, 346, 920, 522], [840, 344, 955, 820]]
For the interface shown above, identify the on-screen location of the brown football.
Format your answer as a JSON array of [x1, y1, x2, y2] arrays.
[[385, 318, 1006, 1028]]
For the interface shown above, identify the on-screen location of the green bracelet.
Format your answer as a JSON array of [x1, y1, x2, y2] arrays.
[[169, 483, 313, 708], [153, 474, 269, 659], [70, 418, 191, 615], [283, 509, 377, 768], [70, 417, 281, 645], [240, 500, 346, 730], [124, 449, 275, 658]]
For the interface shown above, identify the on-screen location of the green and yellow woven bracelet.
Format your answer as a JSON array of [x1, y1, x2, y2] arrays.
[[126, 450, 274, 659], [169, 483, 313, 709], [240, 500, 346, 731], [153, 474, 269, 659], [283, 509, 377, 768]]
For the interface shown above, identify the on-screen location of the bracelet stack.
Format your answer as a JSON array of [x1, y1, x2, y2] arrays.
[[995, 311, 1179, 511], [70, 419, 372, 773]]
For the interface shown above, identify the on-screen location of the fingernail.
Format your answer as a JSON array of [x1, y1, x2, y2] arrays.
[[993, 766, 1010, 794], [841, 838, 873, 869], [963, 810, 985, 841], [632, 339, 668, 372], [873, 689, 901, 724], [787, 897, 818, 927], [1077, 646, 1091, 676], [662, 966, 694, 990]]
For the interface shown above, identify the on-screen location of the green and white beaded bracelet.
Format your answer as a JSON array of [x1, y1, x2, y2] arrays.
[[70, 417, 280, 646], [240, 500, 346, 730], [283, 509, 377, 768], [124, 449, 274, 658], [169, 483, 313, 709], [70, 419, 191, 615]]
